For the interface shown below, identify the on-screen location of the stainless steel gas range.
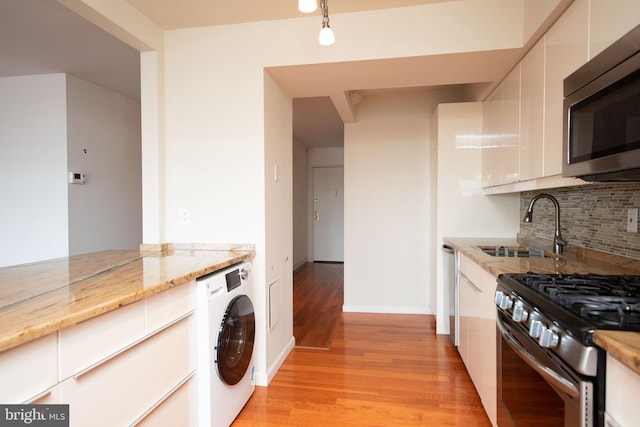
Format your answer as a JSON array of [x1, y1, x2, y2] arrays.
[[495, 272, 640, 427]]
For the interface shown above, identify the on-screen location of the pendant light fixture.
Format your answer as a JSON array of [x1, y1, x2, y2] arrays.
[[318, 0, 335, 46], [298, 0, 317, 13], [298, 0, 334, 46]]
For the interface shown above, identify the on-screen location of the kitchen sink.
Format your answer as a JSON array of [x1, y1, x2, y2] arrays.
[[475, 245, 548, 258]]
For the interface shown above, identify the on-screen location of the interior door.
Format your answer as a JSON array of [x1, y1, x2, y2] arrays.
[[313, 167, 344, 262]]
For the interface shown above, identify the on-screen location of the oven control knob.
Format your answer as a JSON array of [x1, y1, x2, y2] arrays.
[[494, 291, 504, 306], [529, 320, 544, 338], [539, 328, 559, 348], [498, 294, 513, 310], [511, 301, 528, 323]]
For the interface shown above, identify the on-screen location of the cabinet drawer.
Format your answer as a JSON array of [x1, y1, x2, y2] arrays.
[[146, 282, 195, 333], [30, 384, 60, 404], [58, 299, 145, 380], [0, 333, 57, 403], [137, 376, 197, 427], [60, 315, 195, 427], [459, 253, 497, 295]]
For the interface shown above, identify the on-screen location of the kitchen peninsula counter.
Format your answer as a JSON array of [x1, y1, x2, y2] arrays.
[[0, 244, 254, 353], [444, 236, 640, 375]]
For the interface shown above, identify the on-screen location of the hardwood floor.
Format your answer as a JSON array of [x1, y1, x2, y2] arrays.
[[233, 263, 491, 426], [292, 262, 344, 349]]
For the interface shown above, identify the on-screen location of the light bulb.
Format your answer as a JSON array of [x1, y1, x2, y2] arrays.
[[298, 0, 317, 13], [319, 26, 335, 46]]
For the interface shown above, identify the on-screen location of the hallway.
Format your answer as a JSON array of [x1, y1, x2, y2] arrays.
[[292, 262, 344, 349], [233, 263, 491, 426]]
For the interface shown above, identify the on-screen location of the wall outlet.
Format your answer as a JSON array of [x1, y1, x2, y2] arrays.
[[179, 207, 190, 225], [627, 208, 638, 233]]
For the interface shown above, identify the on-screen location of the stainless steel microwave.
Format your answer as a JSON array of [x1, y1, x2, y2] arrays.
[[563, 24, 640, 182]]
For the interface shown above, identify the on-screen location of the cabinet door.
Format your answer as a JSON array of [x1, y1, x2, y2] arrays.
[[458, 272, 482, 392], [146, 281, 196, 333], [457, 272, 470, 365], [479, 272, 498, 427], [60, 315, 195, 427], [590, 0, 640, 58], [0, 333, 58, 403], [606, 354, 640, 427], [460, 253, 498, 427], [58, 299, 145, 381], [501, 64, 521, 184], [483, 86, 502, 187], [137, 376, 197, 427], [544, 0, 588, 177], [520, 39, 545, 181]]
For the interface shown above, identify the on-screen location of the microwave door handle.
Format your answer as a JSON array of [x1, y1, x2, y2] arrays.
[[497, 316, 579, 399]]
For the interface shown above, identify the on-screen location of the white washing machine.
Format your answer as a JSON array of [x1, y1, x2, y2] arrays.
[[196, 262, 255, 427]]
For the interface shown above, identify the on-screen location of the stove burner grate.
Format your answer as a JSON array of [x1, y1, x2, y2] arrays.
[[507, 273, 640, 329]]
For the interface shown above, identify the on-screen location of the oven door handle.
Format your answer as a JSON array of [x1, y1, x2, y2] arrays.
[[497, 316, 579, 399]]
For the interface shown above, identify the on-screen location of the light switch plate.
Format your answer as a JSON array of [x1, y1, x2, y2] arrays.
[[627, 208, 638, 233]]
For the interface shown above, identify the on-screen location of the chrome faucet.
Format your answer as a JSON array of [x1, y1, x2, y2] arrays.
[[523, 193, 567, 255]]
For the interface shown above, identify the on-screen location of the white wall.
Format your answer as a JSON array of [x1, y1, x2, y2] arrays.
[[0, 75, 69, 267], [263, 73, 295, 383], [343, 91, 432, 313], [66, 75, 142, 255], [0, 73, 142, 267]]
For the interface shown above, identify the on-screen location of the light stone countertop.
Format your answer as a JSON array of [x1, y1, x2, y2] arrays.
[[0, 243, 254, 353], [444, 236, 640, 375]]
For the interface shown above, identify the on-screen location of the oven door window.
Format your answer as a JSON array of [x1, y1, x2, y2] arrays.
[[497, 313, 595, 427], [500, 333, 565, 426]]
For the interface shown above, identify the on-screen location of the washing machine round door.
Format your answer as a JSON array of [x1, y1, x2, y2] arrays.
[[216, 294, 255, 385]]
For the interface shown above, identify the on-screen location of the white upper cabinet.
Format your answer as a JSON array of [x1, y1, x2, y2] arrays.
[[482, 85, 502, 187], [590, 0, 640, 58], [481, 0, 640, 191], [482, 64, 521, 187], [501, 64, 521, 185], [520, 38, 545, 181], [544, 0, 588, 177]]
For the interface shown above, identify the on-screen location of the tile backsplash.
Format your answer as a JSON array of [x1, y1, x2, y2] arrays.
[[519, 183, 640, 259]]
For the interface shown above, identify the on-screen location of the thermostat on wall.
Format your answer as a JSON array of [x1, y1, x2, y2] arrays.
[[68, 172, 86, 184]]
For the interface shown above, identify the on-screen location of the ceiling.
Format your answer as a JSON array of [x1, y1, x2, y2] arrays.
[[0, 0, 519, 149], [124, 0, 459, 29], [0, 0, 140, 104]]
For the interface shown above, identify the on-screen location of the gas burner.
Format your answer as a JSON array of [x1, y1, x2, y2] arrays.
[[501, 272, 640, 331], [516, 273, 640, 299], [565, 296, 640, 327]]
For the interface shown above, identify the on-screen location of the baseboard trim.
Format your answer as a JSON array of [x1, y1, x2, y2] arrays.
[[253, 336, 295, 387], [342, 304, 432, 315], [293, 260, 307, 272]]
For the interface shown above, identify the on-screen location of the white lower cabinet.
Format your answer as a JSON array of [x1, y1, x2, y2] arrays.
[[137, 376, 197, 427], [458, 273, 481, 386], [0, 282, 197, 426], [457, 253, 498, 427], [605, 354, 640, 427], [58, 299, 146, 381], [0, 332, 58, 403], [60, 314, 195, 426]]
